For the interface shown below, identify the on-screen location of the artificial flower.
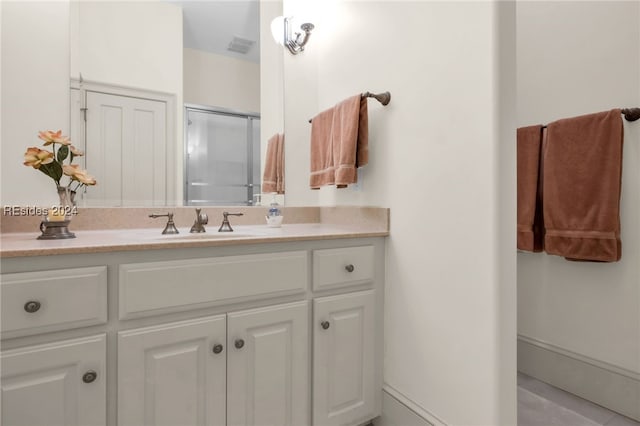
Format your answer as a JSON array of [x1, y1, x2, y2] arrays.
[[69, 145, 84, 156], [62, 164, 79, 176], [25, 130, 96, 190], [23, 147, 54, 169], [38, 130, 71, 146], [63, 164, 96, 186], [74, 169, 97, 186]]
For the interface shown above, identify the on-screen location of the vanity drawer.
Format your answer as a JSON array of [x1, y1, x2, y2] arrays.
[[313, 245, 375, 291], [119, 251, 308, 319], [1, 266, 108, 339]]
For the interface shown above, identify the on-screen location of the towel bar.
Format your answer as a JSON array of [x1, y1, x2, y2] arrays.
[[540, 108, 640, 128], [621, 107, 640, 122], [308, 91, 391, 123]]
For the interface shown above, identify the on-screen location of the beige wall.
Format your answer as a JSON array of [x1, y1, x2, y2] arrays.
[[184, 48, 260, 114], [517, 1, 640, 375], [1, 1, 71, 206], [283, 1, 517, 424]]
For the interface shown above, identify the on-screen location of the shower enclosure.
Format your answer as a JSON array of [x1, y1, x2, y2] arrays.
[[184, 105, 260, 205]]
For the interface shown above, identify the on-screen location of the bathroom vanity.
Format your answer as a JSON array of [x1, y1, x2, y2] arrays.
[[0, 214, 387, 426]]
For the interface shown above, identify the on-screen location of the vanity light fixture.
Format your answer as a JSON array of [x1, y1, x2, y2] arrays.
[[271, 16, 314, 55]]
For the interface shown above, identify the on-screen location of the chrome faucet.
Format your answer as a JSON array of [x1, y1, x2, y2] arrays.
[[190, 208, 208, 233], [149, 212, 179, 234], [218, 212, 243, 232]]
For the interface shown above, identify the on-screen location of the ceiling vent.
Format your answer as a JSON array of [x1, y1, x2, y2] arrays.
[[227, 36, 255, 54]]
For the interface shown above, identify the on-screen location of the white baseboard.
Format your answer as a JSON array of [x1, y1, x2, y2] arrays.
[[518, 334, 640, 421], [373, 385, 446, 426]]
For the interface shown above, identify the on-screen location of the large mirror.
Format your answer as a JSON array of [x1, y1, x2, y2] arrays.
[[1, 0, 284, 208]]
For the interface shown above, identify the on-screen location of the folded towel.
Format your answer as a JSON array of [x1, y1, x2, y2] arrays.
[[333, 94, 369, 188], [310, 108, 335, 189], [262, 133, 285, 194], [543, 109, 624, 262], [517, 124, 544, 252]]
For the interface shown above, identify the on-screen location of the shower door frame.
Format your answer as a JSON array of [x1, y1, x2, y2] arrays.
[[183, 104, 261, 206]]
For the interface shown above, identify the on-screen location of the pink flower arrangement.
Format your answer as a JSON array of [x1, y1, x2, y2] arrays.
[[24, 130, 97, 190]]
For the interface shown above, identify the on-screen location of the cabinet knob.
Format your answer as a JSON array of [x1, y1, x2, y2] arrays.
[[345, 264, 355, 273], [321, 321, 330, 330], [234, 339, 245, 349], [24, 301, 41, 313], [212, 344, 224, 354], [82, 370, 98, 384]]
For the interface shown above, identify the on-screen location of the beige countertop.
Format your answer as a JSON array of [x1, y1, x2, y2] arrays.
[[0, 207, 389, 258]]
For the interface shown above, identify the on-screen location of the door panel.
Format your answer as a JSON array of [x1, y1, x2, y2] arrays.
[[313, 290, 376, 426], [85, 91, 167, 206], [118, 316, 226, 426], [185, 108, 260, 206], [227, 301, 309, 426], [1, 334, 106, 426]]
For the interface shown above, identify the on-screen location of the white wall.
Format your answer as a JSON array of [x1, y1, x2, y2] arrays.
[[283, 1, 517, 424], [184, 48, 260, 114], [73, 1, 184, 203], [1, 1, 70, 206], [259, 0, 284, 205], [517, 0, 640, 376]]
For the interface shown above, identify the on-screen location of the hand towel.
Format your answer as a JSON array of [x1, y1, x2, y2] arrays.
[[262, 133, 285, 194], [517, 124, 544, 252], [275, 134, 285, 194], [543, 109, 624, 262], [333, 95, 368, 188], [309, 107, 335, 189]]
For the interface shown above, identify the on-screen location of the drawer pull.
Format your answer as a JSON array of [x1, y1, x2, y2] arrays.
[[321, 321, 330, 330], [234, 339, 245, 349], [212, 344, 224, 354], [82, 370, 98, 384], [345, 264, 355, 273], [24, 301, 41, 313]]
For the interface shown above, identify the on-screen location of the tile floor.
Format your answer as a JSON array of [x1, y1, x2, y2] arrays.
[[518, 373, 639, 426]]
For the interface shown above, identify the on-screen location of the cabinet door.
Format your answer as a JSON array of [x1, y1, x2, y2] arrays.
[[1, 334, 106, 426], [118, 316, 226, 426], [313, 290, 376, 426], [227, 301, 309, 426]]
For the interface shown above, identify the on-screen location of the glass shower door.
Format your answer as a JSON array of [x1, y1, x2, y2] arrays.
[[185, 107, 260, 205]]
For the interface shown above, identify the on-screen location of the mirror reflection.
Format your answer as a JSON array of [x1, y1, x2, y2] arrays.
[[68, 0, 284, 207]]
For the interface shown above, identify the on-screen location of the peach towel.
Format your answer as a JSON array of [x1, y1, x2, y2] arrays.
[[262, 133, 285, 194], [543, 109, 624, 262], [333, 95, 369, 188], [310, 94, 368, 189], [309, 108, 335, 189], [517, 124, 544, 252]]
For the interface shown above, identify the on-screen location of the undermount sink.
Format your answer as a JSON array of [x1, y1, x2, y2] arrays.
[[157, 231, 264, 240]]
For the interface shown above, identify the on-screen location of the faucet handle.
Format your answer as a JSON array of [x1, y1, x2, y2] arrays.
[[223, 212, 244, 219], [149, 212, 179, 235], [219, 212, 244, 232], [190, 208, 208, 233]]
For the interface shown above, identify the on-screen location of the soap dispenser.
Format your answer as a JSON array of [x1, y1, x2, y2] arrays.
[[266, 194, 283, 227]]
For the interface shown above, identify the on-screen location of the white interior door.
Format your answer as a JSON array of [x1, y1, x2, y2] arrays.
[[227, 301, 309, 426], [117, 316, 226, 426], [85, 91, 167, 206], [1, 334, 106, 426]]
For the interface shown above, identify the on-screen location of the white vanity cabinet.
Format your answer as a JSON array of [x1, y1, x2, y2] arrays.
[[313, 291, 376, 426], [1, 334, 107, 426], [0, 237, 384, 426], [118, 301, 309, 426], [227, 301, 309, 426], [117, 315, 227, 426]]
